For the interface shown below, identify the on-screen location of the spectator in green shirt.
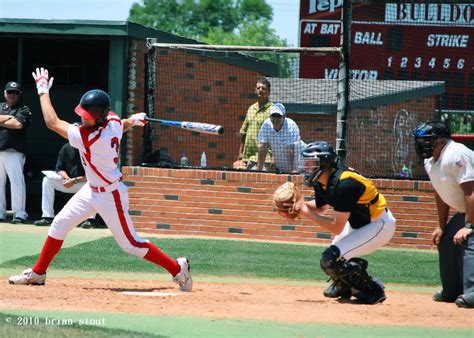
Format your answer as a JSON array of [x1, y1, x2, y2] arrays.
[[238, 78, 273, 170]]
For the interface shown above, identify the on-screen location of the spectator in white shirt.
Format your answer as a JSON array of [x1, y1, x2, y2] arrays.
[[257, 103, 304, 173]]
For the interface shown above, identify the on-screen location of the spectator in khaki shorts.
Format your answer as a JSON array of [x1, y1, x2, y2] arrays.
[[237, 77, 272, 170]]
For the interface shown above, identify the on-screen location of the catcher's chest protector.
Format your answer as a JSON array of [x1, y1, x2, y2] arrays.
[[315, 168, 345, 206]]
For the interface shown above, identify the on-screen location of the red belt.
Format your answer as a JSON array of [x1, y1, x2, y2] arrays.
[[90, 186, 106, 193], [89, 179, 121, 193]]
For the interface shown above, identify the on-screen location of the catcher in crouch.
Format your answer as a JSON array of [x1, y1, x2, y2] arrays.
[[290, 141, 396, 304]]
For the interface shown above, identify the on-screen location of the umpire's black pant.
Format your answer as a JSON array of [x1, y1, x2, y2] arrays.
[[438, 212, 464, 301]]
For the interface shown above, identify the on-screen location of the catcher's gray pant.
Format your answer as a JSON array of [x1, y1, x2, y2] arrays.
[[438, 212, 464, 301], [332, 208, 396, 260]]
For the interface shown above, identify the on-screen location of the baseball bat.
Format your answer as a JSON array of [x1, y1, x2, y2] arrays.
[[145, 117, 224, 135]]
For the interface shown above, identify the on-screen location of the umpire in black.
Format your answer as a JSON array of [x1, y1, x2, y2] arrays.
[[0, 81, 31, 223]]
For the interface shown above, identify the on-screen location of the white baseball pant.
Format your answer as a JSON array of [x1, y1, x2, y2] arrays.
[[48, 181, 150, 257], [40, 176, 84, 218], [332, 208, 396, 260], [0, 149, 27, 219]]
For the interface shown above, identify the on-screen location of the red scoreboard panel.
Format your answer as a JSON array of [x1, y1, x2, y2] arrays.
[[299, 2, 474, 111]]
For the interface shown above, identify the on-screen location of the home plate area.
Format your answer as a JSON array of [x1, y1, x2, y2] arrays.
[[1, 277, 472, 328], [121, 291, 180, 297]]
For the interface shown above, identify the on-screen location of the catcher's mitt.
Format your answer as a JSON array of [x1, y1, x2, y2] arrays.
[[273, 182, 301, 219]]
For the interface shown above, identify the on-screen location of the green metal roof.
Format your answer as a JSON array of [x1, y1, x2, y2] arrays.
[[0, 18, 278, 75], [0, 18, 196, 43]]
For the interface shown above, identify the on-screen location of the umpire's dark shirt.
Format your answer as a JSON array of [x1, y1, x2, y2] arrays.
[[55, 143, 85, 178], [0, 102, 32, 153]]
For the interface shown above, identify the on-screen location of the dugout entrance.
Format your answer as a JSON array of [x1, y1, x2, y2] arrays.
[[0, 35, 111, 219]]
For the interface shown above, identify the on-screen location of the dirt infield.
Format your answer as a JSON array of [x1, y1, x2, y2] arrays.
[[1, 277, 472, 329]]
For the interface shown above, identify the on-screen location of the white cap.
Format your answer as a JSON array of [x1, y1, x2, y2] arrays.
[[270, 103, 285, 116]]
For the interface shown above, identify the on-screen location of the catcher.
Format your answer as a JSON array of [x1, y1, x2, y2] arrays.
[[274, 141, 396, 304]]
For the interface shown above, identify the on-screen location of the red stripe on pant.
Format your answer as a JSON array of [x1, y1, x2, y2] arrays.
[[112, 190, 179, 276]]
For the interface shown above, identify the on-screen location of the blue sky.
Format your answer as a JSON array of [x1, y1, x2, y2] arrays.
[[0, 0, 300, 46]]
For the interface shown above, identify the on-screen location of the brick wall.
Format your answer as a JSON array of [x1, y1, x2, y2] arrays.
[[123, 166, 443, 250]]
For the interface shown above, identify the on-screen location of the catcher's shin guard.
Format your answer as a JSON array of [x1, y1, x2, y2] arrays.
[[320, 246, 352, 298], [320, 248, 384, 304]]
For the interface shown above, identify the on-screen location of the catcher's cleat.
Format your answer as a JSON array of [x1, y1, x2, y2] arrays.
[[8, 268, 46, 285], [323, 280, 352, 299], [173, 257, 193, 292], [352, 279, 386, 305]]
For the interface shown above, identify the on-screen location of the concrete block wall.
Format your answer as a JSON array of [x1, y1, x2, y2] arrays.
[[123, 166, 443, 250]]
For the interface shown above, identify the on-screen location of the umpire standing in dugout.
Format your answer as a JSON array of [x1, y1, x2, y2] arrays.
[[413, 121, 474, 308], [0, 81, 31, 224]]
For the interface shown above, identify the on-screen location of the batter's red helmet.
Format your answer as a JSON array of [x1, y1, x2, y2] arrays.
[[74, 89, 111, 120]]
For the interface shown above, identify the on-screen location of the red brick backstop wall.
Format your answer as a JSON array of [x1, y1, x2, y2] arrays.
[[123, 166, 442, 250]]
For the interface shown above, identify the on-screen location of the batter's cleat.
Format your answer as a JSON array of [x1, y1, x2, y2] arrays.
[[324, 280, 352, 299], [8, 268, 46, 286], [173, 257, 193, 292]]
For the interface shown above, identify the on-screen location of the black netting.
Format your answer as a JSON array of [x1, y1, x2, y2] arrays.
[[142, 1, 473, 179]]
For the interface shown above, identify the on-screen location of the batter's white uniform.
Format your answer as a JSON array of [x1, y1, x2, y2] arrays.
[[48, 113, 149, 257]]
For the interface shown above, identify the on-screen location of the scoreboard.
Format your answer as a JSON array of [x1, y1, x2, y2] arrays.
[[299, 1, 474, 111]]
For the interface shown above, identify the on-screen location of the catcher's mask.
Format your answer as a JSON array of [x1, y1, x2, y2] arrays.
[[412, 121, 451, 159], [75, 89, 111, 124], [301, 141, 337, 184]]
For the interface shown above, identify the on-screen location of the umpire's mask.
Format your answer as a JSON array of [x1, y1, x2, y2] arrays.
[[412, 121, 451, 159]]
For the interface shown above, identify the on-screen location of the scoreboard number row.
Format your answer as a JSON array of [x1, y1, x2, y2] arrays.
[[387, 56, 465, 70]]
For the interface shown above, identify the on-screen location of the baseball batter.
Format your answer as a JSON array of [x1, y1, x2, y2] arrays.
[[291, 141, 396, 304], [9, 68, 192, 292]]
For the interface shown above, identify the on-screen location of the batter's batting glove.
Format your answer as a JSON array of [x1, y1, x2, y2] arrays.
[[130, 112, 148, 126], [32, 67, 54, 95]]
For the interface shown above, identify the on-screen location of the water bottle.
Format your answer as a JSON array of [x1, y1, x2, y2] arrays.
[[408, 160, 413, 178], [180, 153, 188, 167], [400, 164, 409, 178], [200, 151, 207, 168]]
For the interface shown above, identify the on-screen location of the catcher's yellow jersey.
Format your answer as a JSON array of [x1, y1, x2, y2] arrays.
[[314, 168, 387, 229]]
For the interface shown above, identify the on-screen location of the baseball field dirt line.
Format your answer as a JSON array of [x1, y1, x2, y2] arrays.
[[0, 267, 438, 293], [1, 278, 472, 329]]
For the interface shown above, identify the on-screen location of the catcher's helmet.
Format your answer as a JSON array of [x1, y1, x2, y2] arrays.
[[301, 141, 338, 183], [412, 120, 451, 159], [74, 89, 111, 121]]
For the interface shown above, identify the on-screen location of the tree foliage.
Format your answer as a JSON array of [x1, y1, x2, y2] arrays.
[[129, 0, 292, 76], [129, 0, 275, 42]]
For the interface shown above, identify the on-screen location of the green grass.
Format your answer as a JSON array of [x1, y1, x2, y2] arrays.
[[0, 312, 163, 338], [0, 236, 440, 285], [2, 310, 473, 338]]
